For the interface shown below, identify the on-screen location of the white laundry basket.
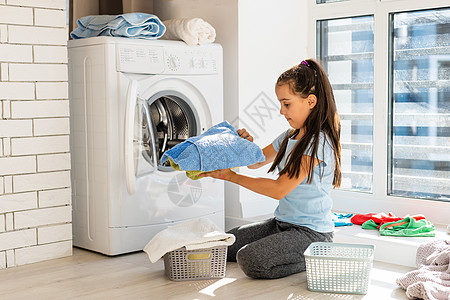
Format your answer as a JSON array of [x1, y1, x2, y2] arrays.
[[163, 246, 227, 281], [304, 242, 375, 294]]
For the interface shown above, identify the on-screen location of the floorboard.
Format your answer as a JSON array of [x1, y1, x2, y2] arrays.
[[0, 247, 413, 299]]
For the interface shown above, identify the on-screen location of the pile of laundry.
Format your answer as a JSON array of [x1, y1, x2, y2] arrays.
[[396, 239, 450, 300], [144, 218, 235, 263], [350, 212, 435, 237], [332, 212, 436, 237], [71, 13, 216, 46]]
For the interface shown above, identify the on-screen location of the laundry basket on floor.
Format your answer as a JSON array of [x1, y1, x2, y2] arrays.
[[164, 246, 227, 281], [304, 242, 375, 294]]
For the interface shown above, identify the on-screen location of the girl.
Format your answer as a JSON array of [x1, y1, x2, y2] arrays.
[[199, 59, 342, 279]]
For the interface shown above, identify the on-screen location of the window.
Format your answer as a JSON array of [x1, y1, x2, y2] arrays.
[[317, 16, 374, 193], [309, 1, 450, 225], [390, 8, 450, 201]]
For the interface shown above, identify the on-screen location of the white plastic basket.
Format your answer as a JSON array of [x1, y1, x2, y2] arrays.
[[163, 246, 227, 281], [304, 242, 375, 294]]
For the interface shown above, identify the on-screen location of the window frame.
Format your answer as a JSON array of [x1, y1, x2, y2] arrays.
[[308, 0, 450, 225]]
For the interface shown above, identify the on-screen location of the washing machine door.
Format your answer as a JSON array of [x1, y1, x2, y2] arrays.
[[124, 80, 158, 194]]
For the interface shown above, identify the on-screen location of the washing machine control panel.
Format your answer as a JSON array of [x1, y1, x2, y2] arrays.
[[116, 43, 220, 75], [117, 44, 165, 74], [163, 48, 219, 75]]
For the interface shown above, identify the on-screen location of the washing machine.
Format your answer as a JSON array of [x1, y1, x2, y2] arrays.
[[68, 36, 224, 255]]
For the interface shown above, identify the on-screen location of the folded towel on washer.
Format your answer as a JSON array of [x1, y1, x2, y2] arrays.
[[160, 121, 265, 173], [70, 13, 166, 39], [161, 18, 216, 46], [144, 218, 235, 263]]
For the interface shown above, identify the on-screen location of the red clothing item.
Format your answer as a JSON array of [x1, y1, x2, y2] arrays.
[[351, 212, 426, 228]]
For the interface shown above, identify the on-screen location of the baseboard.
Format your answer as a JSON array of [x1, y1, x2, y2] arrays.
[[225, 215, 272, 231]]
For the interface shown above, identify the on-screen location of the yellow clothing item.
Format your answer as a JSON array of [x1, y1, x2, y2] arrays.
[[168, 158, 203, 180]]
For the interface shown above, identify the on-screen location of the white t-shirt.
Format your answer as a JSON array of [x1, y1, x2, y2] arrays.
[[271, 130, 335, 233]]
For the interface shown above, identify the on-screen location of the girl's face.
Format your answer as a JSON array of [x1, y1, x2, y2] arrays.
[[275, 83, 316, 131]]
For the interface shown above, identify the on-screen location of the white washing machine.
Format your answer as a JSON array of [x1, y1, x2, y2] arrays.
[[68, 36, 224, 255]]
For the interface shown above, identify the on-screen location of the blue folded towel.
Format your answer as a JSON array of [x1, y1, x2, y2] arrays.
[[70, 13, 166, 39], [160, 121, 265, 172]]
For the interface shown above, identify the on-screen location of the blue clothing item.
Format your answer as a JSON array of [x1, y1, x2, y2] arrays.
[[70, 13, 166, 40], [332, 212, 353, 227], [160, 121, 265, 172], [272, 130, 336, 233]]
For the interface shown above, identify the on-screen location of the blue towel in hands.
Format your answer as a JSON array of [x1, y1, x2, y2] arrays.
[[70, 13, 166, 39], [160, 121, 265, 172]]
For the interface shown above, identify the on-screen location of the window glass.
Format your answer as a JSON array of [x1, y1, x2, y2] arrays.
[[390, 8, 450, 201], [317, 16, 374, 193]]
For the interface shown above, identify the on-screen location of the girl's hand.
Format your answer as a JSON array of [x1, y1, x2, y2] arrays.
[[197, 169, 234, 181], [237, 128, 254, 142]]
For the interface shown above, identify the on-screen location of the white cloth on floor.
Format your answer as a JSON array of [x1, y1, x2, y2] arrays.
[[396, 239, 450, 300], [161, 18, 216, 46], [144, 218, 235, 263]]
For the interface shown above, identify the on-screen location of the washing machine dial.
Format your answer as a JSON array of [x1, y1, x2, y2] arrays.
[[167, 54, 180, 71]]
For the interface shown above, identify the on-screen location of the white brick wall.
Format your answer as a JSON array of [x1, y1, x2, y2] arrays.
[[37, 153, 71, 172], [0, 120, 33, 137], [36, 82, 68, 99], [35, 8, 66, 28], [14, 170, 71, 193], [9, 64, 68, 81], [39, 188, 71, 207], [34, 118, 70, 136], [11, 100, 70, 118], [0, 214, 5, 232], [0, 192, 37, 213], [34, 46, 68, 63], [0, 229, 36, 251], [15, 240, 72, 266], [0, 156, 36, 176], [14, 206, 71, 229], [38, 223, 71, 244], [0, 44, 32, 62], [8, 25, 67, 45], [11, 136, 70, 155], [0, 6, 33, 25], [0, 1, 71, 269], [7, 0, 66, 10], [0, 82, 35, 99]]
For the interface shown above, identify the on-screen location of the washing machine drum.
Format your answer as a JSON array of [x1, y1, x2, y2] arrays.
[[148, 95, 198, 169]]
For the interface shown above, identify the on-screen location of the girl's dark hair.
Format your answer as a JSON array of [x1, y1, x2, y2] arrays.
[[268, 59, 342, 188]]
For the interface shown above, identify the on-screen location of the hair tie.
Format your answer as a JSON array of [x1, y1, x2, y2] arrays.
[[300, 60, 309, 67]]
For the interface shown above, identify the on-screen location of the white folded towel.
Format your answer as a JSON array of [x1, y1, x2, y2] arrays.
[[144, 218, 235, 263], [161, 18, 216, 46]]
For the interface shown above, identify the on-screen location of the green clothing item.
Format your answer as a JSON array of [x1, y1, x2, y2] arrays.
[[168, 158, 203, 180], [361, 219, 379, 230], [379, 217, 435, 237]]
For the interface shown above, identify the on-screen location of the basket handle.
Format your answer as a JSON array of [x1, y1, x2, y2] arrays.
[[186, 251, 212, 261]]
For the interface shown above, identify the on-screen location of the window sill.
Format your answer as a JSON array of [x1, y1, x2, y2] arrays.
[[334, 223, 449, 267]]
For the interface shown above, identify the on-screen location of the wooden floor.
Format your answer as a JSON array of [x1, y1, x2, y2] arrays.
[[0, 247, 414, 300]]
